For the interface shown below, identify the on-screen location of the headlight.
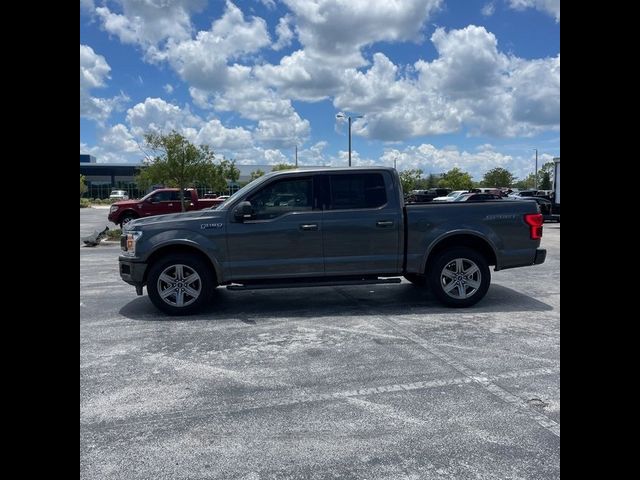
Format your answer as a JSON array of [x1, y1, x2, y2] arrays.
[[122, 231, 143, 256], [110, 205, 119, 213]]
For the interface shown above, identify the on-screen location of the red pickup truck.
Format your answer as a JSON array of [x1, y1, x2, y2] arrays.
[[108, 188, 225, 227]]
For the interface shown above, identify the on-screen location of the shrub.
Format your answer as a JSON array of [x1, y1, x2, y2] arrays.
[[106, 228, 122, 240], [80, 198, 91, 208]]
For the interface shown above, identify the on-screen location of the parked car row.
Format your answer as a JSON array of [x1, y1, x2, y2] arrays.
[[403, 187, 558, 222]]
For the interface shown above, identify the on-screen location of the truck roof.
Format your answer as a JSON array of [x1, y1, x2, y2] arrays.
[[267, 166, 397, 177]]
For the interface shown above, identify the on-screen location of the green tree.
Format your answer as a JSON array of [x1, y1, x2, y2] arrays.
[[80, 174, 87, 197], [482, 167, 515, 188], [220, 159, 240, 183], [539, 171, 552, 190], [438, 168, 474, 190], [513, 173, 535, 190], [136, 131, 227, 212], [250, 169, 265, 181], [425, 173, 439, 189], [271, 163, 296, 171], [399, 169, 424, 194], [538, 161, 554, 189]]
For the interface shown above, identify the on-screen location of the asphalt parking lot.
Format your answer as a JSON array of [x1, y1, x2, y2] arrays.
[[80, 207, 560, 479]]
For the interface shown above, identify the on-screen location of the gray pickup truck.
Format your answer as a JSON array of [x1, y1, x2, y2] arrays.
[[119, 167, 546, 315]]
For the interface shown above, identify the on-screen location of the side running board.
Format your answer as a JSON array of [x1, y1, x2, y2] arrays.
[[226, 278, 401, 291]]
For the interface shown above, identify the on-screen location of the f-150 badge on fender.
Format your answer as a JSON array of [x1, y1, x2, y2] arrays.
[[200, 223, 223, 229]]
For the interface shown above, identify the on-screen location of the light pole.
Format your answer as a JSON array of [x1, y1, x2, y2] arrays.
[[534, 148, 538, 190], [336, 113, 363, 167]]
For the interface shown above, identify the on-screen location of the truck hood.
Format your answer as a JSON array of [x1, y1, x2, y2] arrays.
[[111, 199, 140, 208], [126, 209, 224, 230]]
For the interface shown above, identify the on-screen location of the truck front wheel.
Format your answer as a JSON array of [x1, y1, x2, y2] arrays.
[[147, 254, 216, 315], [120, 213, 138, 228], [427, 247, 490, 308]]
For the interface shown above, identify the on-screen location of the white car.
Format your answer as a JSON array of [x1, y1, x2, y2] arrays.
[[433, 190, 467, 202], [109, 190, 129, 200]]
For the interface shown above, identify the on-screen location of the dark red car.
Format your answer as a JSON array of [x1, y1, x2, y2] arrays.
[[108, 188, 225, 227]]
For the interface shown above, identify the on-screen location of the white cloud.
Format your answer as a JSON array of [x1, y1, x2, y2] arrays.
[[379, 144, 522, 180], [194, 119, 253, 151], [334, 53, 409, 113], [273, 14, 294, 50], [332, 26, 559, 140], [80, 44, 110, 90], [126, 97, 202, 137], [281, 0, 442, 66], [81, 93, 130, 123], [425, 26, 508, 99], [160, 2, 270, 91], [258, 0, 276, 9], [255, 49, 345, 101], [481, 2, 495, 16], [508, 0, 560, 22], [80, 124, 142, 163], [80, 0, 95, 13], [254, 115, 311, 149], [80, 44, 129, 122], [163, 83, 174, 93], [95, 0, 206, 48]]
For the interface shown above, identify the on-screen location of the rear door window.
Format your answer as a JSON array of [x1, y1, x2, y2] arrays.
[[329, 173, 387, 210]]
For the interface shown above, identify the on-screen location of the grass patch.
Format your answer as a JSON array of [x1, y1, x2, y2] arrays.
[[106, 228, 122, 241]]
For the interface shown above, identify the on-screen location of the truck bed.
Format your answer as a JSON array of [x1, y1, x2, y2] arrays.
[[404, 200, 541, 272]]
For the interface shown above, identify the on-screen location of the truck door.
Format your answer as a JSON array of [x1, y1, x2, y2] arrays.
[[226, 175, 324, 280], [140, 190, 181, 216], [322, 171, 401, 275]]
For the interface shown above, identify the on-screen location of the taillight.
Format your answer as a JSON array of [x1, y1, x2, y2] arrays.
[[524, 213, 543, 240]]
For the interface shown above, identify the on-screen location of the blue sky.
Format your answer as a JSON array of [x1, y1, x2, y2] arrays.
[[80, 0, 559, 180]]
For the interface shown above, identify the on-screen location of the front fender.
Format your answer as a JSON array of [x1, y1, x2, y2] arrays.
[[139, 230, 226, 282]]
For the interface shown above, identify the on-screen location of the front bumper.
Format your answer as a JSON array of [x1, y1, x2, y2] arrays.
[[533, 248, 547, 265], [119, 256, 148, 290]]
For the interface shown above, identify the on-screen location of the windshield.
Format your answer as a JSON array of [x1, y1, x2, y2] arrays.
[[212, 173, 275, 210], [447, 191, 463, 197]]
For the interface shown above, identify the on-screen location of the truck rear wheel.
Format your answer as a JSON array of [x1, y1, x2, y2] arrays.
[[427, 247, 490, 308], [147, 253, 216, 315]]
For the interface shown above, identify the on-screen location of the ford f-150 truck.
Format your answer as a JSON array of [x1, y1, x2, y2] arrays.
[[108, 188, 225, 227], [118, 167, 546, 315]]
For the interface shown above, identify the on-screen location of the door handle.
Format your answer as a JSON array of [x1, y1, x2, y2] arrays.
[[376, 220, 394, 227], [168, 203, 173, 206], [300, 224, 319, 231]]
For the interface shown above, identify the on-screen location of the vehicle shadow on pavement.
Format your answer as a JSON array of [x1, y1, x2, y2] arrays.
[[119, 283, 553, 322]]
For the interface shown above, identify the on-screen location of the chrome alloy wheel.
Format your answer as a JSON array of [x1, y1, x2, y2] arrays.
[[440, 258, 482, 300], [157, 264, 202, 307]]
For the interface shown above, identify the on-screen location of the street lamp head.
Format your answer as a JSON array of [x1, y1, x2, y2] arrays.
[[335, 114, 345, 119]]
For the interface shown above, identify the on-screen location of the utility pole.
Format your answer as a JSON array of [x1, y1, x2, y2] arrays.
[[336, 113, 363, 167], [348, 116, 352, 167], [534, 148, 538, 190], [295, 145, 298, 167]]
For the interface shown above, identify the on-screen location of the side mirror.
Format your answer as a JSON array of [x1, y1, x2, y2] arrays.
[[234, 201, 253, 222]]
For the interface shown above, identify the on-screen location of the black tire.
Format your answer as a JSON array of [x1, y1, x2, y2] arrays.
[[119, 213, 138, 229], [427, 247, 490, 308], [404, 273, 427, 287], [147, 253, 216, 316]]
